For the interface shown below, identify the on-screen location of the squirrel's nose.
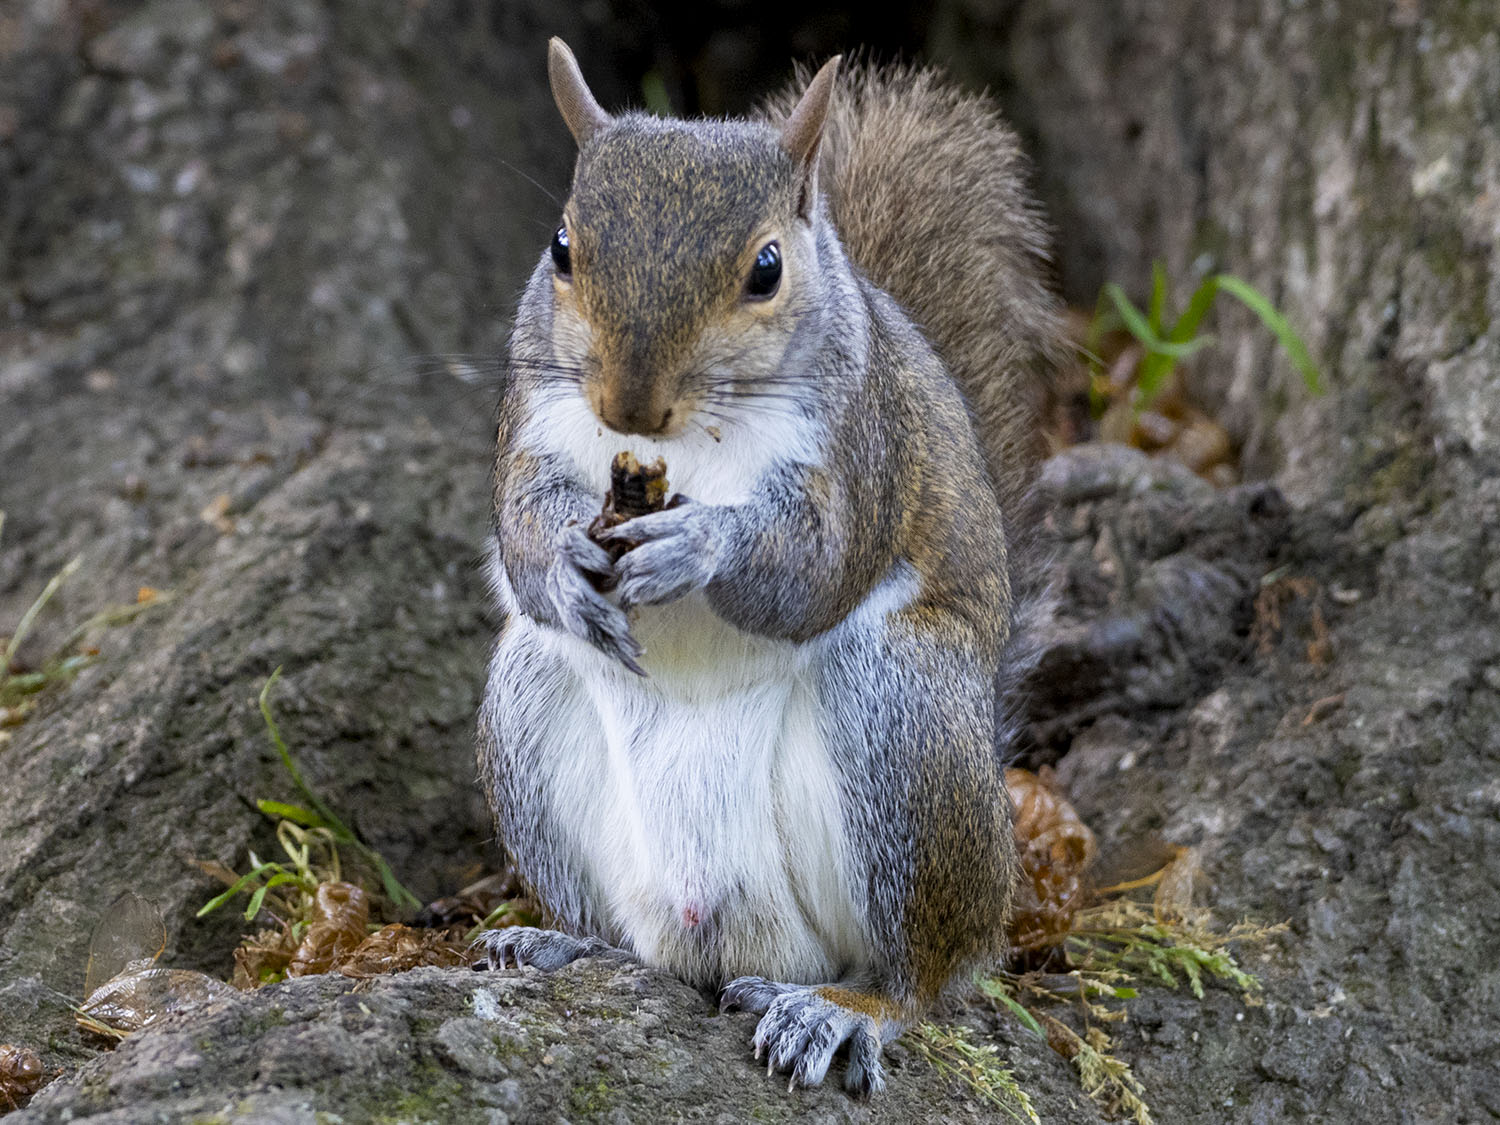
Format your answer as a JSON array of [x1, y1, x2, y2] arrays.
[[596, 383, 675, 437], [600, 402, 674, 437]]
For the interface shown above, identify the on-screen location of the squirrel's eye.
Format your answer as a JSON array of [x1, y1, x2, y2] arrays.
[[746, 241, 781, 299], [551, 225, 571, 276]]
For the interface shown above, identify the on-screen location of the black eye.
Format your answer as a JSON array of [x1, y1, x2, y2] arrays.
[[746, 241, 781, 299], [551, 225, 571, 276]]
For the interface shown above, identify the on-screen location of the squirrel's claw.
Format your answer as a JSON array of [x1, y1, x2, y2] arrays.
[[604, 502, 724, 610], [558, 523, 616, 578], [547, 531, 647, 675], [720, 978, 890, 1096], [471, 927, 614, 972], [719, 975, 796, 1014]]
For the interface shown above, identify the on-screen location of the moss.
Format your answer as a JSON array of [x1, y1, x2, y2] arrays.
[[568, 1076, 616, 1118], [370, 1061, 474, 1124], [241, 1006, 290, 1036], [488, 1031, 528, 1060]]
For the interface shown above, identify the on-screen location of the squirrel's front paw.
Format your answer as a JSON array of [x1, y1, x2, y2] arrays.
[[597, 498, 726, 610], [548, 525, 646, 675], [720, 978, 890, 1096]]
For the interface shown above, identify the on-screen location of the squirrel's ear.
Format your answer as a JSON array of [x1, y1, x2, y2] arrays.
[[548, 38, 611, 148], [779, 55, 841, 217]]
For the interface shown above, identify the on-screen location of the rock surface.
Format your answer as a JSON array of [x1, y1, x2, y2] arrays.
[[16, 961, 1099, 1124], [4, 0, 1499, 1122]]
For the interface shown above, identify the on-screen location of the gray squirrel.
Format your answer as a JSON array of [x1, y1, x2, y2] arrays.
[[475, 38, 1060, 1095]]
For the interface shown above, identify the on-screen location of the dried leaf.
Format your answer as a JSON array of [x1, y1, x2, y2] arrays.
[[1151, 846, 1205, 925], [78, 966, 238, 1036], [1006, 768, 1098, 960], [286, 882, 369, 977], [415, 868, 524, 928], [0, 1044, 45, 1111], [231, 924, 299, 990], [85, 892, 167, 997], [335, 924, 475, 978]]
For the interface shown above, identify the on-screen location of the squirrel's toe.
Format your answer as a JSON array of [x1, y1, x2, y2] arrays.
[[471, 926, 601, 972], [719, 975, 794, 1015], [736, 984, 888, 1094]]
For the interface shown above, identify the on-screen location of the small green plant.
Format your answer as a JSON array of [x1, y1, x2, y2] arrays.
[[1072, 1026, 1154, 1125], [1, 513, 169, 732], [640, 69, 673, 116], [196, 819, 343, 923], [198, 669, 422, 918], [905, 1022, 1040, 1124], [982, 899, 1285, 1124], [1070, 911, 1265, 999], [1088, 261, 1322, 413]]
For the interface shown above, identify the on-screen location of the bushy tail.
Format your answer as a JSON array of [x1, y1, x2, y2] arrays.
[[761, 63, 1062, 521]]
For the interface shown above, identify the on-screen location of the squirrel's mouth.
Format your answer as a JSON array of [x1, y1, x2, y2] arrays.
[[587, 381, 700, 441]]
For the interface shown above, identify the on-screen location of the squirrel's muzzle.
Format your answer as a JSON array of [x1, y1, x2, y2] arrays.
[[593, 369, 679, 437]]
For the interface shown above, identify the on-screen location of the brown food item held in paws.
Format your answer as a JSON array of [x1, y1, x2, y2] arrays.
[[586, 452, 669, 590]]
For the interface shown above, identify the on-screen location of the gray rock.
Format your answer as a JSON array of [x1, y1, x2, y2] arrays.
[[15, 962, 1083, 1123]]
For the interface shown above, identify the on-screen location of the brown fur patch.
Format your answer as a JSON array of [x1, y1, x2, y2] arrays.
[[815, 986, 900, 1021]]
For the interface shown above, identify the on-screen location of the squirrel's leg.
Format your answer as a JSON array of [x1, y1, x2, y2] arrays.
[[719, 979, 901, 1095], [723, 604, 1016, 1095], [472, 927, 628, 972]]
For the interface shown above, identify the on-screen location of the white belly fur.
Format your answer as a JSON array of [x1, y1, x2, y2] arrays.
[[496, 390, 886, 984], [522, 597, 865, 985]]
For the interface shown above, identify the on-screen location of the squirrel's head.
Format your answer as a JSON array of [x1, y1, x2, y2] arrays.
[[540, 39, 840, 439]]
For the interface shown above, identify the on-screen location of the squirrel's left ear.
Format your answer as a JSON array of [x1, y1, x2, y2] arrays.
[[779, 56, 841, 218], [548, 38, 611, 148]]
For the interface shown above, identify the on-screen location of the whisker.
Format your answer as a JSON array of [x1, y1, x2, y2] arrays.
[[490, 157, 566, 209]]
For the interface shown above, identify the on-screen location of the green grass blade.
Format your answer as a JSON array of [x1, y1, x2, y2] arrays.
[[257, 800, 328, 828], [1085, 288, 1123, 380], [258, 670, 356, 842], [258, 669, 422, 912], [2, 553, 84, 678], [1104, 284, 1161, 349], [1135, 337, 1215, 404], [979, 979, 1046, 1038], [640, 69, 672, 116], [1168, 275, 1222, 347], [371, 853, 423, 912], [1148, 260, 1170, 336], [1211, 274, 1323, 392], [196, 862, 283, 917]]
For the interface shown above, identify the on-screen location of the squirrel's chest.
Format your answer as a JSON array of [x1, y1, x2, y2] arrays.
[[528, 600, 864, 985]]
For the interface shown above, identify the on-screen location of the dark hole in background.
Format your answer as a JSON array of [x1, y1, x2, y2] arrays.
[[572, 0, 1084, 304], [598, 0, 939, 116]]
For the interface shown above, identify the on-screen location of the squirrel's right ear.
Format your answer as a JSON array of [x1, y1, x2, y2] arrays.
[[779, 55, 841, 217], [548, 38, 611, 148]]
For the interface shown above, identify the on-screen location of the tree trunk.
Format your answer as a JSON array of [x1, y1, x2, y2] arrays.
[[938, 0, 1498, 496]]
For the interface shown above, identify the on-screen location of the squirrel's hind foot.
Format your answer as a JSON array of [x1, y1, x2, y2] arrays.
[[471, 926, 617, 972], [719, 977, 890, 1096]]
